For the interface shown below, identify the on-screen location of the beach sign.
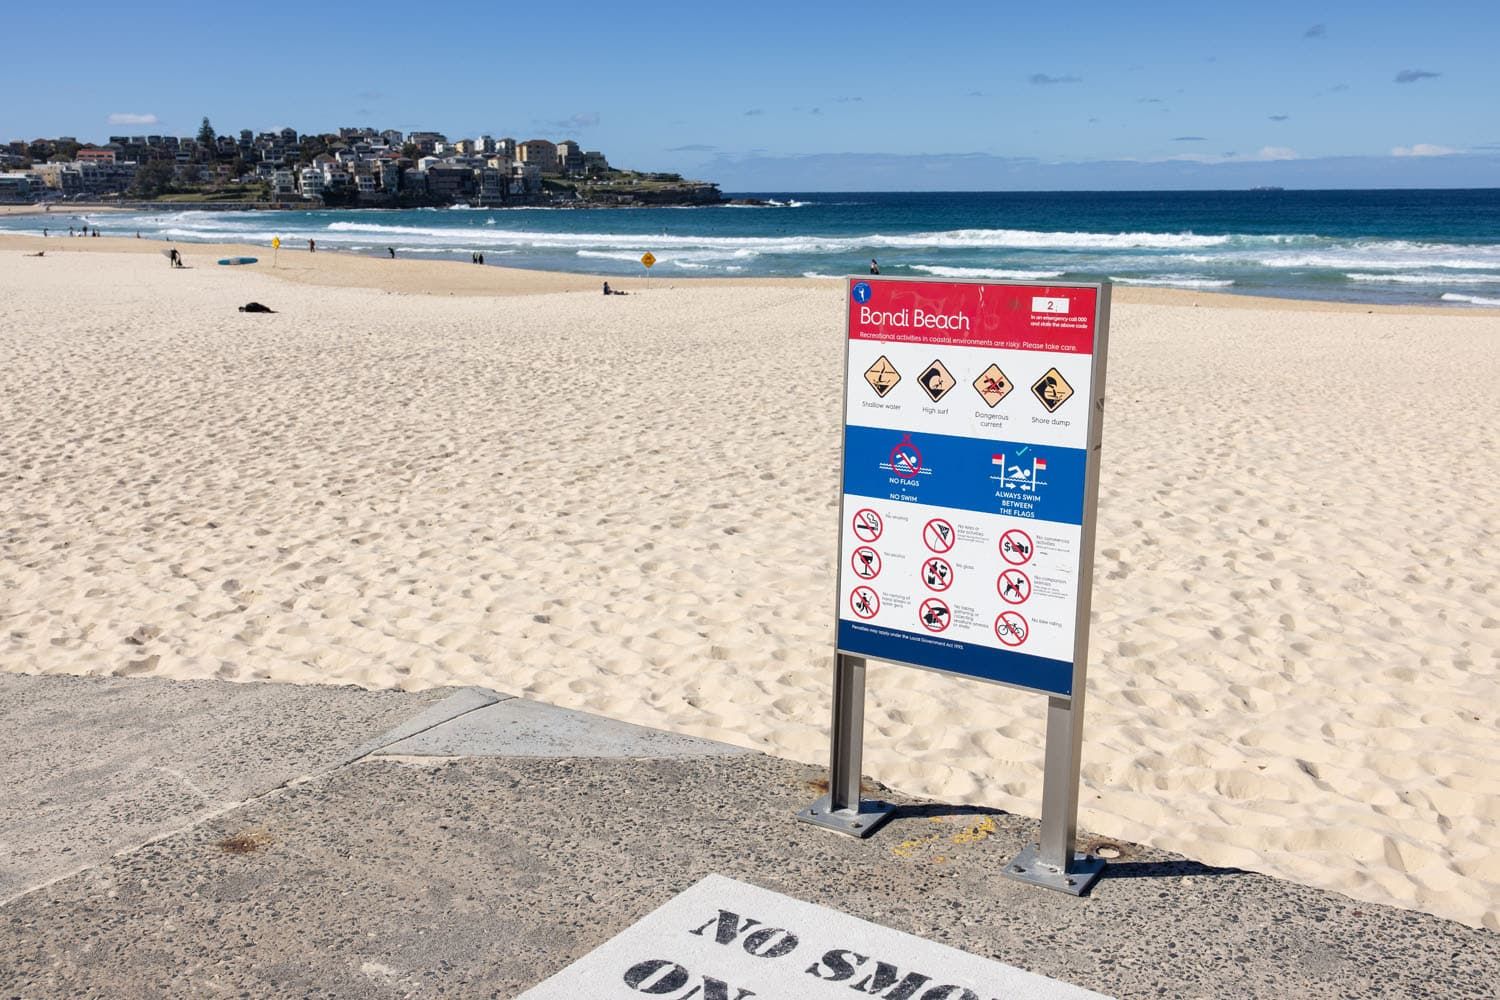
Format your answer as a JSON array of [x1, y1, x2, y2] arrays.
[[640, 251, 656, 268], [800, 276, 1112, 896], [271, 236, 280, 249]]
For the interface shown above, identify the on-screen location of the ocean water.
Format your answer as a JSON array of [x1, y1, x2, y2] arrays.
[[10, 189, 1500, 307]]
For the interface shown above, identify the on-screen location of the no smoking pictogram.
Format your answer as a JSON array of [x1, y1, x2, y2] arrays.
[[921, 556, 953, 592], [999, 528, 1033, 565], [918, 597, 951, 633], [852, 508, 883, 543], [994, 611, 1029, 647], [923, 518, 955, 553], [997, 568, 1030, 604], [889, 435, 922, 479], [851, 546, 882, 580], [849, 586, 880, 620]]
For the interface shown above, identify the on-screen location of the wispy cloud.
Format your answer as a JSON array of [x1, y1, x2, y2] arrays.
[[668, 144, 717, 152], [1394, 69, 1441, 83], [1029, 73, 1081, 85], [1391, 143, 1460, 157], [1269, 114, 1290, 122], [537, 111, 600, 131], [107, 112, 159, 126], [1304, 23, 1327, 38], [832, 96, 863, 104], [1171, 136, 1207, 142], [1257, 146, 1298, 161], [743, 108, 765, 117], [967, 90, 986, 98], [1138, 97, 1163, 104]]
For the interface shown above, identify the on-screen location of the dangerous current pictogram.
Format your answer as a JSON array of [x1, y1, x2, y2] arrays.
[[849, 586, 880, 620], [997, 567, 1030, 604], [864, 355, 901, 398], [973, 364, 1013, 408], [889, 435, 922, 479], [999, 528, 1033, 565], [852, 508, 883, 543], [921, 556, 953, 592], [918, 597, 951, 633], [922, 518, 955, 553], [1031, 367, 1074, 413], [851, 546, 882, 580], [994, 610, 1029, 646]]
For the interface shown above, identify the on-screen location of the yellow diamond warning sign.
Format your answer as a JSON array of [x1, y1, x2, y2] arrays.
[[864, 355, 900, 397], [973, 364, 1013, 408], [917, 359, 956, 403], [1031, 367, 1075, 412], [640, 252, 656, 268]]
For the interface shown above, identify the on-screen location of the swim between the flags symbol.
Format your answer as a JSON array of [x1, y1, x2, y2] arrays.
[[864, 355, 901, 398]]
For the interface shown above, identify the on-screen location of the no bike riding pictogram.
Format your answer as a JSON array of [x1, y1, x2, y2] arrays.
[[994, 610, 1029, 647]]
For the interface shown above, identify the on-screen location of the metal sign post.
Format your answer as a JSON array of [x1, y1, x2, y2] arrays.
[[797, 276, 1111, 896]]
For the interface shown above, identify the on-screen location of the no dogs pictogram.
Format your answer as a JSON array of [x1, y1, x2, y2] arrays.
[[917, 359, 956, 403], [997, 568, 1030, 604], [999, 528, 1033, 565], [918, 597, 951, 633], [864, 355, 901, 398], [889, 435, 922, 479], [849, 586, 880, 620], [852, 508, 883, 543], [1031, 367, 1074, 413], [851, 546, 882, 580], [921, 556, 953, 592], [922, 518, 955, 553], [973, 364, 1013, 408], [994, 611, 1029, 647]]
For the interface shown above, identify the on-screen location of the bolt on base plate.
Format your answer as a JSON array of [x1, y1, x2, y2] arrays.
[[1001, 844, 1106, 896], [795, 795, 896, 839]]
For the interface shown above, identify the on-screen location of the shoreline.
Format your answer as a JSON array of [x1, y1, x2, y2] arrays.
[[4, 233, 1496, 313]]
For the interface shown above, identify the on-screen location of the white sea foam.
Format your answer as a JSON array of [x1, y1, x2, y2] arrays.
[[1346, 272, 1500, 285], [909, 265, 1066, 280], [1110, 275, 1236, 289], [1440, 292, 1500, 306]]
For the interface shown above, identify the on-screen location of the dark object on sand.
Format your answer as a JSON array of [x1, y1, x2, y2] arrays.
[[26, 251, 44, 257], [602, 281, 628, 296], [238, 302, 276, 313]]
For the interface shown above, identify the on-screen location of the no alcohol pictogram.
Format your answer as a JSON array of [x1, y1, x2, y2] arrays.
[[852, 508, 883, 543], [973, 364, 1013, 408], [851, 546, 882, 580], [917, 359, 956, 403], [997, 567, 1030, 604], [994, 611, 1028, 646], [918, 597, 951, 633], [921, 556, 953, 592], [1031, 367, 1074, 413], [849, 586, 880, 620], [922, 518, 955, 553], [889, 435, 922, 479], [999, 528, 1033, 565], [864, 355, 901, 398]]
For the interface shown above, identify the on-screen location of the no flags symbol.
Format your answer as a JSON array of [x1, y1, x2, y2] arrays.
[[889, 435, 922, 479]]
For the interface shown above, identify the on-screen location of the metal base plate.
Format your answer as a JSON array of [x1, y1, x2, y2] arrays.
[[1001, 844, 1107, 896], [795, 795, 896, 839]]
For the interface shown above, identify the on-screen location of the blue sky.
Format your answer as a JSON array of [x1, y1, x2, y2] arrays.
[[6, 0, 1498, 189]]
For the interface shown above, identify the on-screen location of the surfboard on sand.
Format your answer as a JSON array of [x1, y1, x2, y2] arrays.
[[217, 257, 258, 266]]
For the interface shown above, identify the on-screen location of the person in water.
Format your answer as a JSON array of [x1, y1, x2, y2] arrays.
[[870, 259, 879, 274]]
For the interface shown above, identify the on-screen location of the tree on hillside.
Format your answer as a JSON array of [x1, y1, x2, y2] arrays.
[[129, 160, 176, 198], [400, 143, 420, 161], [197, 117, 216, 147]]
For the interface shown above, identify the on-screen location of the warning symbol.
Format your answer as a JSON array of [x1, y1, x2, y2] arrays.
[[973, 364, 1013, 408], [850, 586, 880, 620], [852, 508, 883, 543], [994, 611, 1029, 647], [889, 435, 922, 479], [918, 597, 951, 633], [864, 355, 901, 398], [1031, 367, 1074, 412], [922, 518, 955, 553], [851, 546, 882, 580], [921, 556, 953, 592], [917, 359, 956, 403], [997, 568, 1030, 604], [999, 528, 1033, 566]]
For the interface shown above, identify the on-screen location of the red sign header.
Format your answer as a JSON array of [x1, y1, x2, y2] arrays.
[[848, 278, 1097, 355]]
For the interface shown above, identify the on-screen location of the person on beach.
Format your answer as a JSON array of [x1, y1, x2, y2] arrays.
[[387, 247, 395, 258], [308, 239, 316, 253], [870, 259, 880, 274], [168, 248, 182, 268], [42, 229, 47, 237]]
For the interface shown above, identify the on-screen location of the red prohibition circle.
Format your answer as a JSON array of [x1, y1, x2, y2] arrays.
[[921, 556, 954, 592], [923, 518, 955, 553], [852, 508, 883, 543], [999, 528, 1034, 566], [997, 568, 1031, 605], [849, 586, 880, 620], [889, 438, 922, 479], [851, 546, 883, 580], [994, 611, 1029, 647], [918, 597, 951, 633]]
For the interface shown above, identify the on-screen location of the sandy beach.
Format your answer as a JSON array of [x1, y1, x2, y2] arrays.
[[1, 237, 1496, 931]]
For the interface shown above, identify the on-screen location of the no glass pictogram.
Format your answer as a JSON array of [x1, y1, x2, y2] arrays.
[[997, 568, 1030, 604], [994, 611, 1029, 647], [864, 355, 901, 398], [851, 546, 882, 580], [849, 586, 880, 620], [918, 597, 951, 633], [973, 364, 1013, 408], [922, 518, 955, 553], [999, 528, 1033, 565], [889, 435, 922, 479], [917, 359, 956, 403], [852, 508, 883, 543], [1031, 367, 1074, 413], [921, 556, 953, 592]]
